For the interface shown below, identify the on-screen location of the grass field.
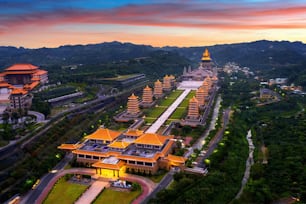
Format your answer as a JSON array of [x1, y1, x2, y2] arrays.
[[143, 89, 185, 125], [93, 188, 141, 204], [168, 108, 186, 120], [166, 91, 195, 122], [43, 177, 89, 204]]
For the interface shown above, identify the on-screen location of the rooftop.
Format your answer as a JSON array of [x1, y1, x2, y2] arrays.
[[134, 133, 169, 146], [85, 127, 121, 141], [5, 64, 38, 71]]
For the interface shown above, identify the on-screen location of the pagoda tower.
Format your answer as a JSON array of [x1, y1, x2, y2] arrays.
[[142, 85, 153, 104], [202, 81, 209, 99], [201, 48, 212, 70], [188, 96, 199, 119], [154, 79, 163, 97], [127, 93, 140, 115], [196, 86, 205, 106], [205, 76, 212, 89], [163, 75, 171, 90]]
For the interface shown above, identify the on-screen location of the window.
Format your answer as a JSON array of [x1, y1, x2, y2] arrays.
[[129, 160, 135, 164], [137, 161, 144, 165], [145, 162, 152, 166], [78, 154, 84, 158], [85, 155, 91, 159], [93, 156, 99, 160]]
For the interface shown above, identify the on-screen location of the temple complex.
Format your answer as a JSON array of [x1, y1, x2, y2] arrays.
[[179, 48, 216, 90], [58, 127, 186, 177], [0, 64, 48, 114], [154, 79, 163, 98]]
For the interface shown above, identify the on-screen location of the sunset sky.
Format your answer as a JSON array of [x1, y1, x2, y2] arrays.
[[1, 0, 306, 48]]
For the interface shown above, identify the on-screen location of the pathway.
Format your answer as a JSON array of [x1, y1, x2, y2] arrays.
[[146, 89, 191, 133], [235, 130, 255, 199], [75, 180, 109, 204]]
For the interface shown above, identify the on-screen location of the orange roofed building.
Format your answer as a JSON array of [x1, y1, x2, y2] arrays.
[[58, 127, 186, 178], [0, 63, 48, 113]]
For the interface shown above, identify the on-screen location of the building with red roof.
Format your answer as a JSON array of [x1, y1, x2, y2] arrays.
[[0, 63, 48, 113]]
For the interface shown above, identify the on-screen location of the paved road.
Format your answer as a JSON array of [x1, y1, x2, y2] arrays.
[[146, 89, 191, 133], [20, 153, 74, 204], [28, 111, 46, 122], [141, 169, 176, 204], [203, 108, 230, 161]]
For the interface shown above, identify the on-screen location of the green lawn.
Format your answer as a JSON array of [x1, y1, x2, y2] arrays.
[[168, 108, 187, 120], [145, 118, 157, 124], [93, 188, 141, 204], [167, 91, 195, 121], [159, 90, 183, 107], [144, 107, 167, 118], [168, 90, 183, 98], [43, 177, 89, 204]]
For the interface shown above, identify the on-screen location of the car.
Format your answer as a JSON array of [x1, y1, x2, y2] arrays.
[[32, 179, 40, 190]]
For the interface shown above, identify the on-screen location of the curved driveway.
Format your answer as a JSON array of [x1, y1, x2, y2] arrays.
[[34, 168, 155, 204], [28, 111, 46, 122]]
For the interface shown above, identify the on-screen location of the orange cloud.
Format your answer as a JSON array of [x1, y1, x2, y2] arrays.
[[1, 2, 306, 47]]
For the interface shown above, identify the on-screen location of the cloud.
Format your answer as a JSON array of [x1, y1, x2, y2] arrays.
[[0, 1, 306, 47]]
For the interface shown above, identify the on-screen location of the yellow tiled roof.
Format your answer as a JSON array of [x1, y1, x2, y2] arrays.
[[134, 133, 169, 146], [108, 141, 130, 149], [197, 86, 205, 92], [58, 143, 82, 150], [167, 154, 186, 163], [124, 129, 143, 137], [85, 128, 121, 141], [202, 48, 211, 61], [190, 96, 198, 103], [92, 160, 125, 170]]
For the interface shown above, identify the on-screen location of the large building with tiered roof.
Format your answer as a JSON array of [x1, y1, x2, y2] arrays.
[[154, 79, 163, 98], [0, 64, 48, 113], [140, 85, 156, 108], [196, 86, 205, 107], [187, 97, 199, 119], [181, 48, 214, 82], [58, 127, 186, 177], [127, 93, 140, 115], [114, 93, 143, 122]]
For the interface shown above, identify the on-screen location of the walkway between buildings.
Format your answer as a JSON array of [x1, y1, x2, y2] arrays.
[[145, 89, 191, 133], [75, 180, 109, 204]]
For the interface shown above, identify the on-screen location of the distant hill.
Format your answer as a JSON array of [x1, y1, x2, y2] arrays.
[[0, 41, 155, 69], [164, 40, 306, 68], [1, 40, 306, 85]]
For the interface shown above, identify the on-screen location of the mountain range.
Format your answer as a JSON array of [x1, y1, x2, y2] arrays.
[[1, 40, 306, 84], [1, 40, 306, 68]]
